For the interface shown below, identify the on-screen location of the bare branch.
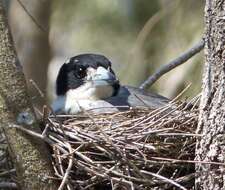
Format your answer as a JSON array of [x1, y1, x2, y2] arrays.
[[0, 182, 17, 189], [0, 169, 16, 177], [140, 170, 187, 190], [58, 143, 73, 190], [133, 1, 178, 54], [16, 0, 46, 32], [139, 39, 205, 90]]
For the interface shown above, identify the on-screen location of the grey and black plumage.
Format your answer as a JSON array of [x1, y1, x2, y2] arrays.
[[51, 54, 169, 114]]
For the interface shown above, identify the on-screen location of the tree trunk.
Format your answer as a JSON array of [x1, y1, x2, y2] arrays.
[[196, 1, 225, 189], [0, 1, 57, 189]]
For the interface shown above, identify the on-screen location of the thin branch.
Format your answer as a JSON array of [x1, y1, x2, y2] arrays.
[[132, 1, 178, 54], [151, 157, 225, 166], [29, 79, 45, 98], [58, 143, 73, 190], [139, 39, 205, 90], [16, 0, 46, 32], [0, 169, 16, 177], [126, 1, 179, 76], [140, 170, 187, 190], [0, 182, 18, 189]]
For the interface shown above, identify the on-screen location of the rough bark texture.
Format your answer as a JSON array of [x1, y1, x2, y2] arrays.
[[0, 2, 57, 190], [196, 0, 225, 189]]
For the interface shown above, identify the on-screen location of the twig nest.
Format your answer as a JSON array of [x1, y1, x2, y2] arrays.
[[45, 102, 198, 189]]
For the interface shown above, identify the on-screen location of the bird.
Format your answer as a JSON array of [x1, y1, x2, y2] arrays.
[[51, 54, 170, 114]]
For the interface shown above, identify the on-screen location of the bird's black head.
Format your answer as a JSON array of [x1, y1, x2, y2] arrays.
[[56, 54, 120, 97]]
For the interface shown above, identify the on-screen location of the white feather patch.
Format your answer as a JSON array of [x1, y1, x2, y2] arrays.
[[52, 81, 114, 114]]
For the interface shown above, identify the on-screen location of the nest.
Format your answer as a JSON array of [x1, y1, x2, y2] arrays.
[[0, 129, 16, 189], [43, 99, 199, 190]]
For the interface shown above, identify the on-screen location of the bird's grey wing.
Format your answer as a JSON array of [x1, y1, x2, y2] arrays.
[[52, 86, 170, 114], [106, 86, 169, 109], [51, 96, 66, 114]]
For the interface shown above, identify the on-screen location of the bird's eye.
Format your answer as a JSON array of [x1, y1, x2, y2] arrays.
[[75, 66, 86, 79]]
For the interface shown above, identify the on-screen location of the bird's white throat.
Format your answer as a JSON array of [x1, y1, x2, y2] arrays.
[[52, 81, 114, 114], [66, 81, 114, 100]]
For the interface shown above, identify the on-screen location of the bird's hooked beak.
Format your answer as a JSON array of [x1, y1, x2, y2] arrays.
[[87, 66, 119, 87]]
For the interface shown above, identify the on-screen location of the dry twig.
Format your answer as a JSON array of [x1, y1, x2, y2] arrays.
[[140, 39, 205, 89], [43, 100, 199, 189], [15, 97, 211, 189]]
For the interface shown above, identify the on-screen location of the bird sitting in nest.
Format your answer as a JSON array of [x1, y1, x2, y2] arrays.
[[51, 54, 169, 114]]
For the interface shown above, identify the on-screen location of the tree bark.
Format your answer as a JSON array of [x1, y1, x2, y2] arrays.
[[196, 1, 225, 189], [0, 1, 57, 190]]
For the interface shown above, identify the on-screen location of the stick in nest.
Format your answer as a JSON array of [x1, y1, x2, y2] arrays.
[[15, 98, 208, 189]]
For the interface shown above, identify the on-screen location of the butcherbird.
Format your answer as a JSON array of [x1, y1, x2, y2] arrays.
[[51, 54, 169, 114]]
